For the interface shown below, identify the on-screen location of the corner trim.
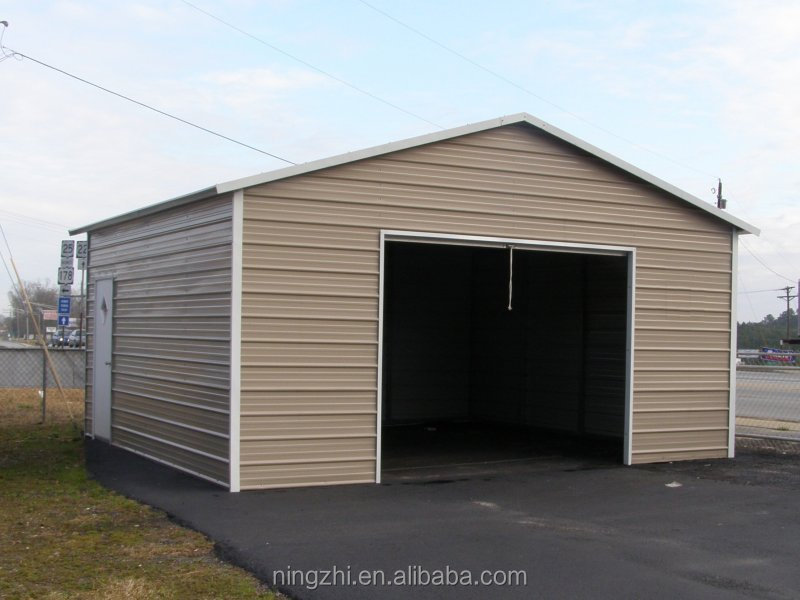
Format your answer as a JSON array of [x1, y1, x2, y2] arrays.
[[229, 190, 244, 492], [375, 231, 387, 483], [728, 230, 739, 458], [624, 249, 636, 465]]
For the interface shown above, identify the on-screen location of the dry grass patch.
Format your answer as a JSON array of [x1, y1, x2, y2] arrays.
[[0, 388, 84, 428], [0, 390, 278, 599]]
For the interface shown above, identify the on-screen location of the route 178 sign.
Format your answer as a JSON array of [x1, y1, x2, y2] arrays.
[[57, 267, 74, 285]]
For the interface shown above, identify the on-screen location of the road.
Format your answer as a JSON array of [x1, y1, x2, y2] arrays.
[[0, 340, 32, 349], [736, 368, 800, 422]]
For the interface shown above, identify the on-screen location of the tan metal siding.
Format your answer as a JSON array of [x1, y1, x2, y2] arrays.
[[86, 196, 232, 485], [240, 124, 733, 488]]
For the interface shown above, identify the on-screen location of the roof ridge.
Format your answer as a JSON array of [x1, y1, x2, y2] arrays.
[[70, 114, 759, 235]]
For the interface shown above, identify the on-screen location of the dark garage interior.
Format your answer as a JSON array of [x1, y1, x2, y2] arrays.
[[380, 241, 629, 477]]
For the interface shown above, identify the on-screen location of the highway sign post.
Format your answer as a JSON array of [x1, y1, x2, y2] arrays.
[[58, 242, 77, 342], [73, 241, 88, 353]]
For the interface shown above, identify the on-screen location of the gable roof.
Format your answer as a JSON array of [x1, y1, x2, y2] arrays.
[[70, 113, 759, 235]]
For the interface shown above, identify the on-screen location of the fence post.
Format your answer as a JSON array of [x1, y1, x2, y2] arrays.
[[41, 347, 47, 424]]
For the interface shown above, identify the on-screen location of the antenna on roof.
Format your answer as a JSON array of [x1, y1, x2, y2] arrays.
[[715, 179, 727, 210]]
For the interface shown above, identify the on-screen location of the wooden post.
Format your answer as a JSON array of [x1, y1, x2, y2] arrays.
[[41, 347, 47, 423]]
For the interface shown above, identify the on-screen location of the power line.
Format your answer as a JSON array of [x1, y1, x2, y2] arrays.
[[0, 250, 17, 292], [0, 44, 296, 164], [1, 216, 63, 234], [0, 222, 14, 259], [357, 0, 718, 181], [740, 240, 794, 282], [737, 273, 762, 323], [178, 0, 443, 130], [739, 288, 787, 294], [0, 211, 65, 234], [0, 209, 63, 230], [0, 224, 20, 295]]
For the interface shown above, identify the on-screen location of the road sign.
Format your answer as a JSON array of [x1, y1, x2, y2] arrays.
[[61, 240, 75, 258], [60, 284, 71, 295], [76, 241, 88, 259], [57, 315, 70, 326], [57, 267, 74, 285], [58, 296, 71, 315], [77, 257, 86, 270], [60, 256, 73, 267], [42, 310, 58, 321]]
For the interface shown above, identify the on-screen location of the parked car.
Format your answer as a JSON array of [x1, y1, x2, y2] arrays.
[[67, 330, 86, 348], [49, 330, 71, 348]]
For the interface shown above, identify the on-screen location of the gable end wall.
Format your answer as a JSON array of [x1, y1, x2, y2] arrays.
[[239, 123, 734, 488]]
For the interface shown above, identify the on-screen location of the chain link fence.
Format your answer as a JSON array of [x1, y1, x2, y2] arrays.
[[736, 349, 800, 444], [1, 344, 797, 450], [0, 346, 85, 425]]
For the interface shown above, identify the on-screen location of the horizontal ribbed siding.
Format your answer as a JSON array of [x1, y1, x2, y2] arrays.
[[240, 124, 733, 487], [87, 196, 233, 485]]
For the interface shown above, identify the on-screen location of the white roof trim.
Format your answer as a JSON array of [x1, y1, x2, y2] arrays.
[[71, 113, 759, 235]]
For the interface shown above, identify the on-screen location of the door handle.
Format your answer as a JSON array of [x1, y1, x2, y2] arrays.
[[104, 361, 111, 366]]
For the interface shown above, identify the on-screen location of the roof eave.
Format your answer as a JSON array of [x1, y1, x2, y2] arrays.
[[68, 186, 219, 235]]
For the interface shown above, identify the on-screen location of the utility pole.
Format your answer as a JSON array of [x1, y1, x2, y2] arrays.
[[777, 285, 798, 342]]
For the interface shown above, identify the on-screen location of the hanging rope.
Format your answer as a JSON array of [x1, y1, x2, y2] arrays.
[[507, 245, 514, 311]]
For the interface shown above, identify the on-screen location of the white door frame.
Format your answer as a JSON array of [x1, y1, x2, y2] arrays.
[[376, 230, 636, 482], [92, 278, 114, 442]]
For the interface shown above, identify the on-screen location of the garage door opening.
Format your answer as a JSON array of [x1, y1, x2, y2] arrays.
[[379, 235, 632, 481]]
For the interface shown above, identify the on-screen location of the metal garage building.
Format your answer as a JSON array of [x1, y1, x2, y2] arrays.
[[71, 113, 758, 491]]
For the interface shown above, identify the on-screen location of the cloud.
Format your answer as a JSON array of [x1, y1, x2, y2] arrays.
[[482, 1, 800, 320], [1, 0, 797, 322], [122, 3, 182, 25], [198, 67, 330, 110]]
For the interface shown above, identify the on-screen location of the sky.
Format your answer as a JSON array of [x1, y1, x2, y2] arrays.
[[0, 0, 798, 323]]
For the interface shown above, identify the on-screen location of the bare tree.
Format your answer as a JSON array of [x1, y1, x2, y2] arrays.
[[5, 280, 58, 338]]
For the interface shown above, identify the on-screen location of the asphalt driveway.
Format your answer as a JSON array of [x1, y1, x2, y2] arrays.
[[87, 439, 800, 599]]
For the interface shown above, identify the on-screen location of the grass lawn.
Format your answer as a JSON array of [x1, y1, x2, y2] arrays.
[[0, 388, 278, 599]]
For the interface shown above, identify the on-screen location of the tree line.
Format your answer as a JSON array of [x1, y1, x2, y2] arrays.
[[738, 309, 798, 350]]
